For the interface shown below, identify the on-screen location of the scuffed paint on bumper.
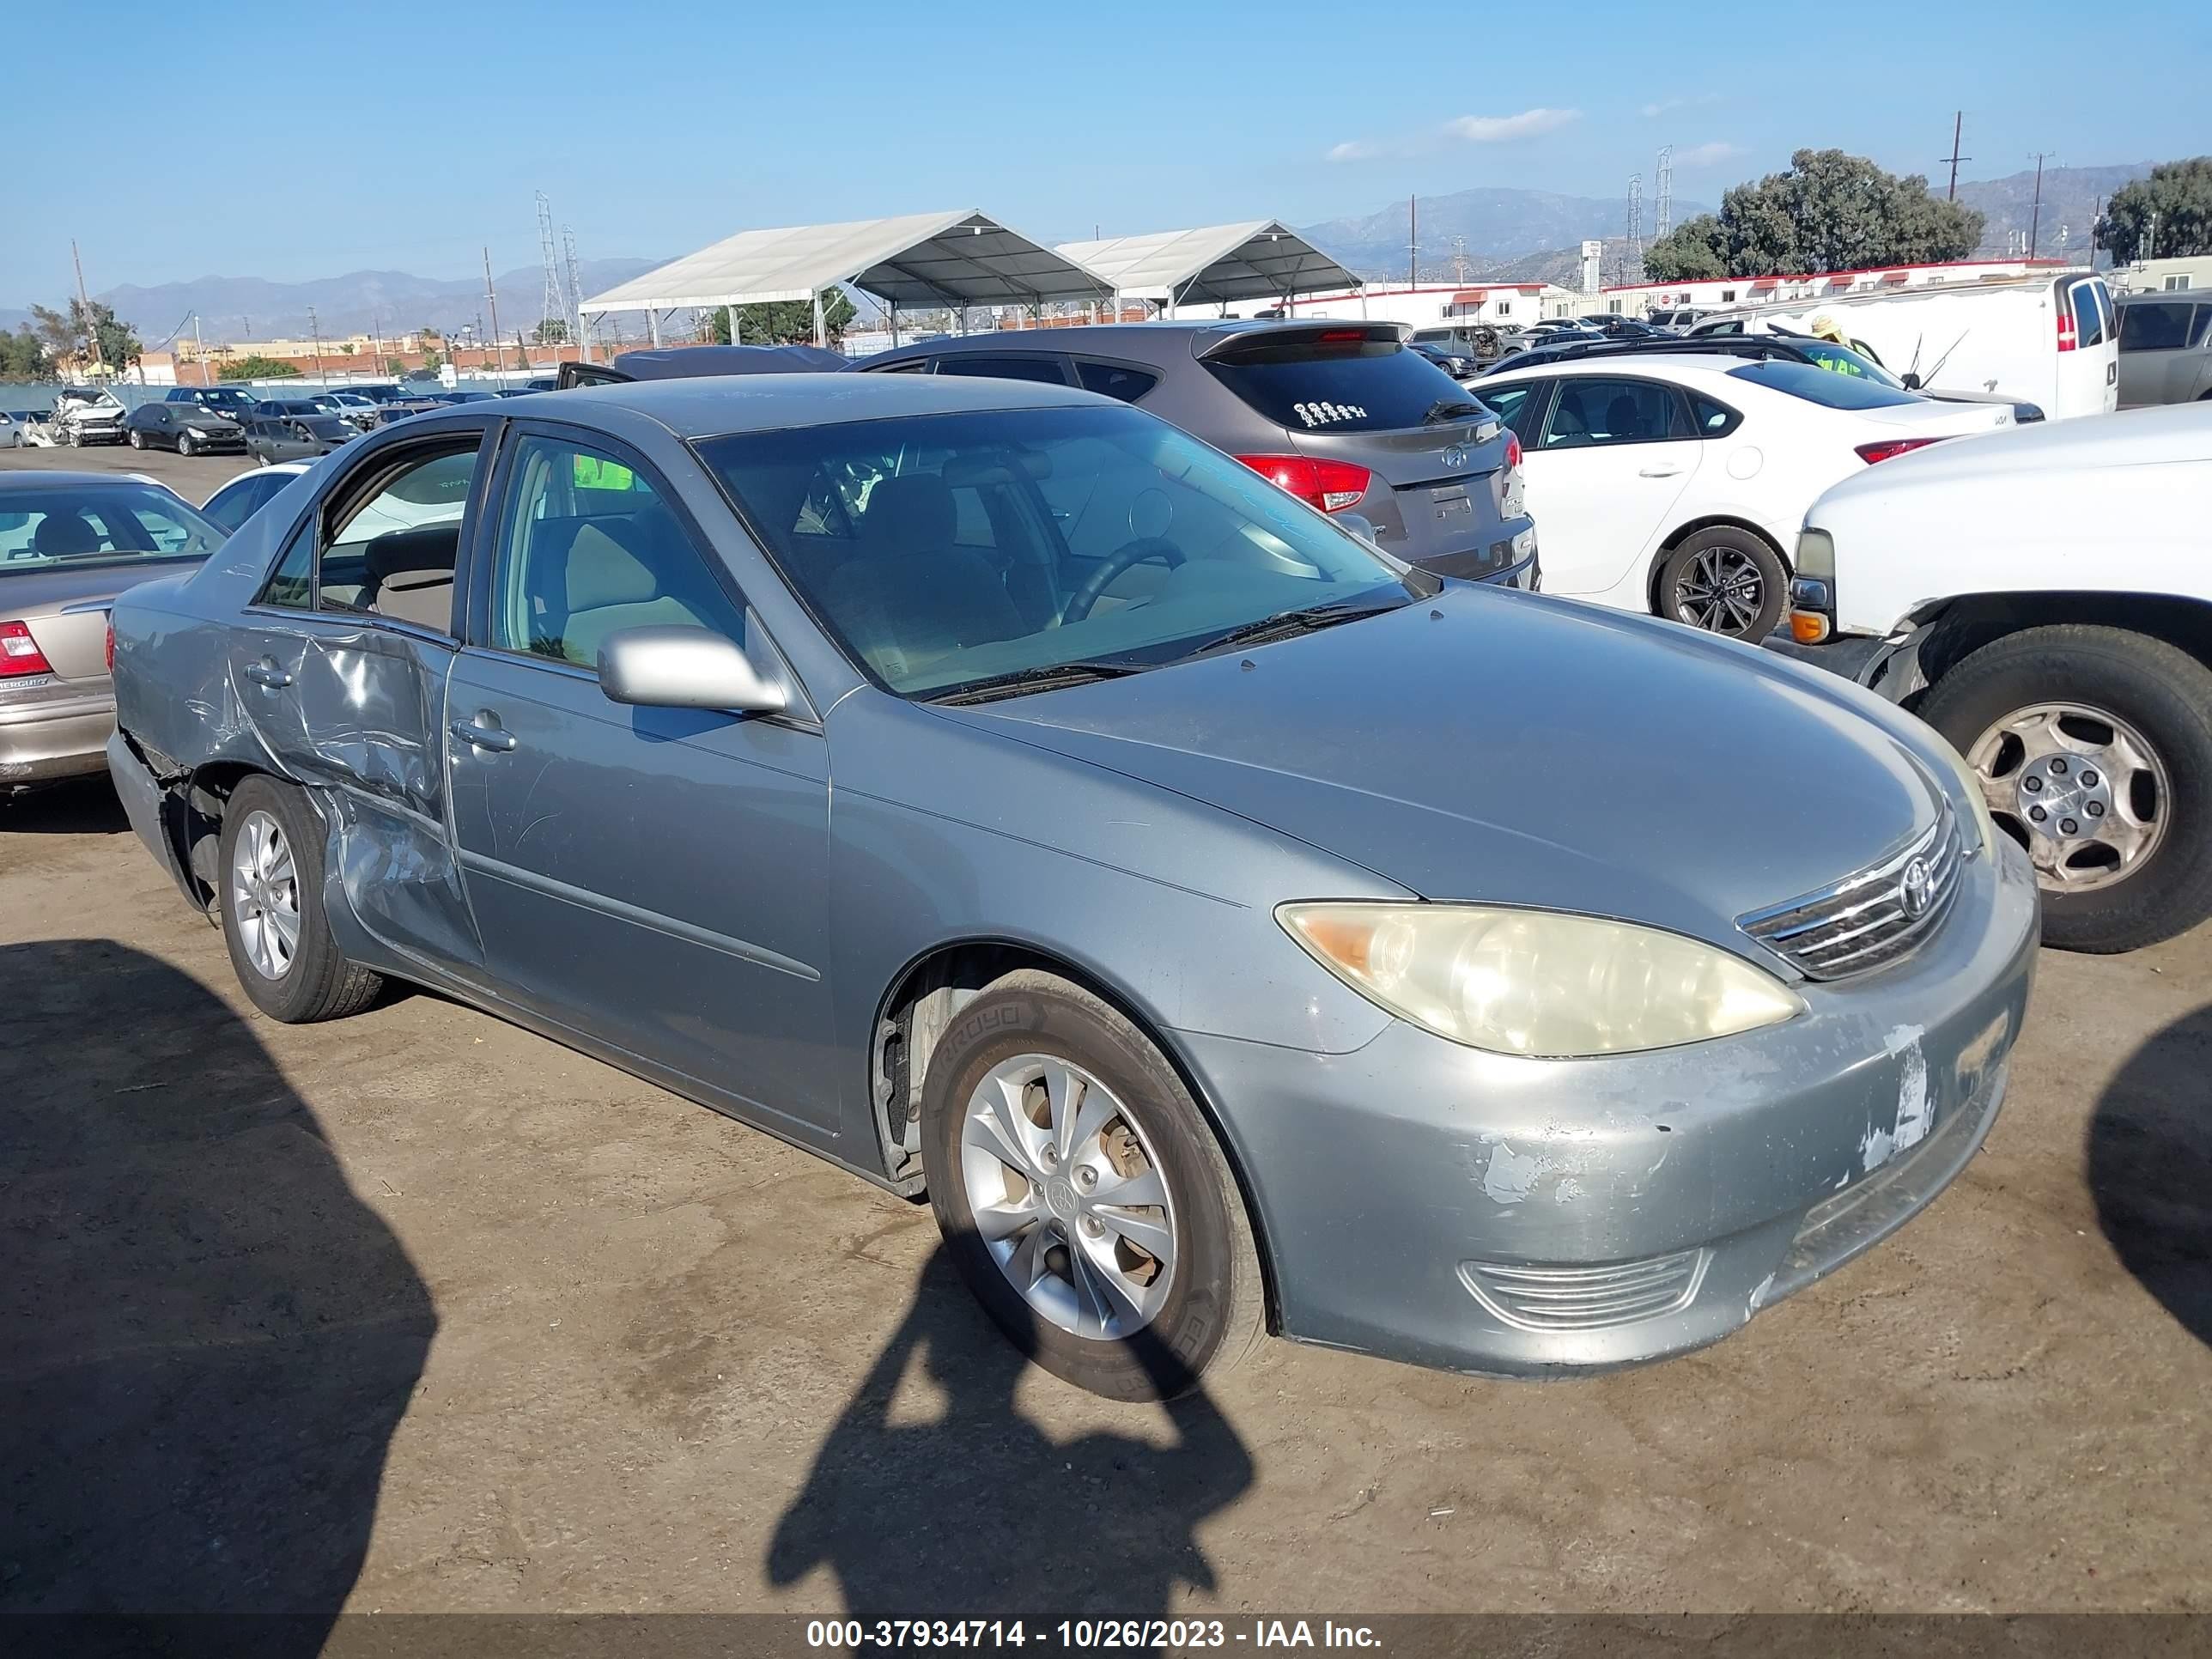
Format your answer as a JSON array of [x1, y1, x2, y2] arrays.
[[1172, 836, 2039, 1378]]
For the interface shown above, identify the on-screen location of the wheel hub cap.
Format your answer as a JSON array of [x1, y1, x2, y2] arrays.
[[228, 809, 301, 980], [1969, 702, 2168, 894], [958, 1054, 1177, 1341]]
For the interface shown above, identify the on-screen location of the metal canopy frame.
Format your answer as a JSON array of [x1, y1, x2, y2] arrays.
[[1054, 221, 1361, 310]]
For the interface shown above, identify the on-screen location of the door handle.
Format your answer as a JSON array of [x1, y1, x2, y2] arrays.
[[451, 714, 518, 752], [1638, 465, 1684, 478], [244, 659, 292, 689]]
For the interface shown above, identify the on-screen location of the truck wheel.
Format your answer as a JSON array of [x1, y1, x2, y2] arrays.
[[1921, 625, 2212, 952], [1657, 526, 1786, 640], [217, 775, 385, 1021], [919, 969, 1265, 1401]]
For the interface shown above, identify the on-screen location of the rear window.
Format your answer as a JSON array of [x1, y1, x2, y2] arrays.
[[1074, 360, 1160, 403], [1725, 360, 1920, 410], [2069, 280, 2112, 349], [1202, 336, 1476, 433], [0, 485, 226, 568], [2119, 302, 2199, 352]]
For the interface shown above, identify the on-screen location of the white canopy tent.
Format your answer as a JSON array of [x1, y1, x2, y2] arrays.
[[1054, 221, 1362, 313], [578, 210, 1115, 347]]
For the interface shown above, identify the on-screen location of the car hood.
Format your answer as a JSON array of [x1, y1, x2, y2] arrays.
[[933, 587, 1940, 958]]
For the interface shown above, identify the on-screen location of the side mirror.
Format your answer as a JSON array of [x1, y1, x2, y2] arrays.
[[1334, 513, 1382, 550], [597, 624, 787, 715], [1901, 372, 1924, 390]]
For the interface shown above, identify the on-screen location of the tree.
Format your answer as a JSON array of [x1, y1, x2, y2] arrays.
[[702, 288, 857, 345], [2100, 157, 2212, 262], [383, 356, 406, 376], [532, 318, 569, 344], [1644, 149, 1986, 282], [420, 349, 444, 374], [0, 326, 51, 381], [27, 298, 142, 375], [219, 355, 302, 381]]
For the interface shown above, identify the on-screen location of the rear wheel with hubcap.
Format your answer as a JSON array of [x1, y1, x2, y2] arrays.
[[921, 969, 1263, 1401], [1658, 526, 1786, 639], [1921, 624, 2212, 952], [217, 775, 384, 1021]]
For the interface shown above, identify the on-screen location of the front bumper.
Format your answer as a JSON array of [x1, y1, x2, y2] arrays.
[[0, 684, 117, 786], [1176, 835, 2038, 1377]]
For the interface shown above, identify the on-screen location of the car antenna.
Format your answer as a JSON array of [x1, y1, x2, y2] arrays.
[[1919, 330, 1972, 386]]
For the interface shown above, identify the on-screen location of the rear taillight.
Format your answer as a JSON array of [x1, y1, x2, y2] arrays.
[[1504, 430, 1523, 471], [1, 620, 55, 678], [1236, 454, 1372, 514], [2057, 307, 2076, 353], [1855, 437, 1946, 465], [105, 617, 116, 672]]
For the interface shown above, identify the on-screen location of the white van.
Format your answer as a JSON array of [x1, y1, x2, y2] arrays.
[[1688, 273, 2120, 420]]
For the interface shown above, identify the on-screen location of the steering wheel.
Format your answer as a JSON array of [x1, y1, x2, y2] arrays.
[[1061, 538, 1185, 623]]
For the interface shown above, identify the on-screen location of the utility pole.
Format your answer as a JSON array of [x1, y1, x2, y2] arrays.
[[1942, 112, 1971, 201], [70, 240, 104, 377], [1407, 194, 1418, 289], [483, 247, 506, 386], [307, 305, 325, 385], [2027, 153, 2052, 258]]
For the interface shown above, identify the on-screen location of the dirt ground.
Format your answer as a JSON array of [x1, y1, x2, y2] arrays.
[[3, 441, 2209, 1619]]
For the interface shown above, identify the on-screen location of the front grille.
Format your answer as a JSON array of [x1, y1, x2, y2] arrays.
[[1737, 803, 1962, 981], [1458, 1249, 1707, 1331]]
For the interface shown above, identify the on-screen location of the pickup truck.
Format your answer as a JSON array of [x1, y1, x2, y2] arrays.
[[1778, 404, 2212, 953]]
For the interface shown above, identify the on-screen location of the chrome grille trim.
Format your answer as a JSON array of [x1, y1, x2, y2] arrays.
[[1736, 803, 1963, 981], [1458, 1249, 1708, 1332]]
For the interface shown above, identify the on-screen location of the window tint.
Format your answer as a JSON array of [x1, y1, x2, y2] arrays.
[[2069, 281, 2109, 349], [872, 357, 927, 374], [2119, 302, 2196, 352], [486, 434, 744, 670], [1691, 395, 1742, 435], [314, 444, 483, 628], [204, 471, 291, 533], [1539, 378, 1688, 447], [262, 527, 315, 609], [1073, 360, 1160, 403], [697, 405, 1415, 698], [2195, 307, 2212, 349], [1477, 381, 1545, 442], [933, 355, 1070, 385], [1725, 360, 1921, 410], [1203, 337, 1476, 433], [0, 486, 225, 569]]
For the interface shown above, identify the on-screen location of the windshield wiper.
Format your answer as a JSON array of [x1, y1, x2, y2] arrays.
[[1421, 398, 1488, 425], [1174, 599, 1402, 660], [925, 660, 1147, 706]]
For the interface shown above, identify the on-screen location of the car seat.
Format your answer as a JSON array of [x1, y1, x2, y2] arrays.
[[819, 474, 1026, 682]]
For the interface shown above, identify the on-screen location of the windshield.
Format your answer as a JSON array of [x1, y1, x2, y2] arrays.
[[1726, 359, 1921, 410], [696, 404, 1422, 699], [0, 484, 227, 570], [301, 417, 352, 438]]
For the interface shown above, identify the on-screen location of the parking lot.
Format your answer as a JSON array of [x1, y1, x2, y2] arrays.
[[5, 447, 2209, 1618]]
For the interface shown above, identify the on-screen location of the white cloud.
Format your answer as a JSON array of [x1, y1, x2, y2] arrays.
[[1442, 107, 1580, 143], [1325, 139, 1382, 163], [1641, 93, 1721, 118], [1673, 141, 1743, 167]]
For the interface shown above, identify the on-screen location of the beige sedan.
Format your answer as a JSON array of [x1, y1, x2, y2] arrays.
[[1, 472, 225, 790]]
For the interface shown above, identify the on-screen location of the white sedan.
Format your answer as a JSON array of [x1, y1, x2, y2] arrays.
[[1474, 349, 2015, 638]]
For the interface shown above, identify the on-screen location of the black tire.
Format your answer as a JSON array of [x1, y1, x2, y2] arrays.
[[216, 775, 384, 1021], [1920, 625, 2212, 953], [178, 432, 197, 458], [920, 969, 1265, 1401], [1657, 524, 1788, 639]]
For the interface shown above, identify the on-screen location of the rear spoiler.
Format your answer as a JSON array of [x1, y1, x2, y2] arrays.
[[1194, 321, 1407, 361]]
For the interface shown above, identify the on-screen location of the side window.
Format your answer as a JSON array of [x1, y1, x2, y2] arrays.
[[262, 527, 315, 609], [1073, 360, 1160, 403], [314, 446, 483, 629], [933, 355, 1072, 385], [1540, 378, 1687, 449], [871, 358, 927, 374], [2119, 303, 2194, 352], [486, 434, 744, 671], [2192, 307, 2212, 350], [1478, 382, 1545, 443], [1690, 394, 1743, 436]]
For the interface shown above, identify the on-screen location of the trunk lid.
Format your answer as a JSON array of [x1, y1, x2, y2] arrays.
[[4, 559, 204, 683]]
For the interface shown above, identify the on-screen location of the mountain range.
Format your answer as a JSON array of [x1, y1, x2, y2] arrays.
[[0, 164, 2164, 347]]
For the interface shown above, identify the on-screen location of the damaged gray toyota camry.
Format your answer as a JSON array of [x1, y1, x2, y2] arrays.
[[106, 374, 2037, 1400]]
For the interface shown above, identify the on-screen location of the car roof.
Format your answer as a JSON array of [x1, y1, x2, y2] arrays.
[[514, 370, 1106, 438], [1481, 352, 1751, 384], [0, 470, 175, 494], [871, 318, 1401, 367]]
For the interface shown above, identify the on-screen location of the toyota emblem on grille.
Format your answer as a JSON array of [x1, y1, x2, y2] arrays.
[[1440, 443, 1469, 470], [1899, 856, 1936, 919]]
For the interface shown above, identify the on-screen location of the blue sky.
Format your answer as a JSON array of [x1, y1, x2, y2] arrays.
[[6, 0, 2207, 306]]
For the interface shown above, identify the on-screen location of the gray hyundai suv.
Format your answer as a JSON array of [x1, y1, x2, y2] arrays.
[[863, 321, 1539, 588]]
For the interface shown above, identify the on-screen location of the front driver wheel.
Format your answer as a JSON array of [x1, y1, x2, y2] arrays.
[[217, 776, 384, 1021], [128, 429, 145, 449], [179, 432, 198, 457], [920, 969, 1264, 1401], [1658, 526, 1786, 639]]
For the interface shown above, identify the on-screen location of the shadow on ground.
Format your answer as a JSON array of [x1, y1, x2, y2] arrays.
[[2089, 1000, 2212, 1348], [770, 1248, 1253, 1620], [1, 776, 127, 835], [0, 939, 435, 1647]]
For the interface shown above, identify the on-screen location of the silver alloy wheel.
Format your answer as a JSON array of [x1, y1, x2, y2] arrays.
[[1968, 702, 2172, 893], [959, 1053, 1178, 1340], [228, 808, 302, 980], [1673, 544, 1766, 635]]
